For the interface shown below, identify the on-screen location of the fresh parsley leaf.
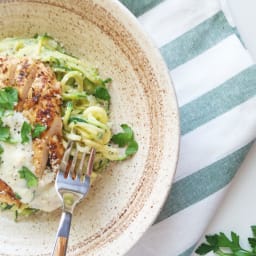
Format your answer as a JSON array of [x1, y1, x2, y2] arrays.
[[195, 227, 256, 255], [111, 124, 138, 158], [0, 126, 11, 142], [195, 243, 213, 255], [21, 122, 32, 143], [32, 124, 47, 138], [94, 86, 111, 101], [33, 33, 39, 39], [103, 78, 112, 85], [18, 166, 38, 188], [0, 87, 18, 111], [249, 226, 256, 253], [21, 122, 46, 141], [251, 226, 256, 238], [125, 140, 138, 156], [121, 124, 134, 138], [0, 144, 3, 166], [0, 202, 13, 210], [14, 193, 22, 200], [111, 124, 134, 147], [0, 144, 3, 154], [249, 237, 256, 250], [0, 109, 4, 118]]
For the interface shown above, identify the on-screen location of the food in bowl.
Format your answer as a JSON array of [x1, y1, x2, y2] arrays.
[[0, 34, 138, 220]]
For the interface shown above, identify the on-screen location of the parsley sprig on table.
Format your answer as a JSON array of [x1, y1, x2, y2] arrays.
[[196, 226, 256, 256]]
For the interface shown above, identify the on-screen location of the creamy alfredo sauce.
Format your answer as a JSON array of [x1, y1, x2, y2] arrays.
[[0, 111, 61, 212]]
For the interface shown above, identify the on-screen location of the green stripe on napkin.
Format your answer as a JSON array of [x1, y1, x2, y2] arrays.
[[160, 12, 235, 70], [179, 245, 196, 256], [120, 0, 165, 17], [180, 66, 256, 135], [155, 143, 251, 223]]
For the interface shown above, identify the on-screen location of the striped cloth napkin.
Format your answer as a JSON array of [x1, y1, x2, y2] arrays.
[[119, 0, 256, 255]]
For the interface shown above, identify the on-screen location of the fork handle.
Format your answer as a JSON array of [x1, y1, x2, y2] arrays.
[[52, 212, 72, 256]]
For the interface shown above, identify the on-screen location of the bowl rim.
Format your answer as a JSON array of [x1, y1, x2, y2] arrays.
[[103, 0, 180, 254]]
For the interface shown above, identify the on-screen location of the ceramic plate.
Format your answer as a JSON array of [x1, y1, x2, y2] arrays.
[[0, 0, 179, 255]]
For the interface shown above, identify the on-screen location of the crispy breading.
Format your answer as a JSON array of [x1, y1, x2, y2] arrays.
[[0, 57, 64, 179], [0, 179, 20, 207]]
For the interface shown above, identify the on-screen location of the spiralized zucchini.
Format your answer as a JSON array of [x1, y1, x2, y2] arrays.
[[0, 34, 138, 174]]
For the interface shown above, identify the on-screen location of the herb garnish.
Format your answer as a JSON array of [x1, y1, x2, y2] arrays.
[[0, 126, 11, 142], [0, 87, 18, 144], [32, 124, 47, 138], [111, 124, 138, 159], [21, 121, 31, 144], [14, 193, 22, 200], [0, 87, 18, 111], [94, 86, 111, 101], [18, 166, 38, 188], [21, 122, 46, 142], [0, 144, 3, 154], [0, 144, 4, 165], [196, 226, 256, 255]]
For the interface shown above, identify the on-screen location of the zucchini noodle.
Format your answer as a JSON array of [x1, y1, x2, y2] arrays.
[[0, 34, 135, 173]]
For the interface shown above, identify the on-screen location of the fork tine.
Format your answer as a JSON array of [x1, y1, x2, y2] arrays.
[[86, 148, 96, 176], [76, 150, 87, 178], [68, 147, 79, 178], [60, 141, 73, 172]]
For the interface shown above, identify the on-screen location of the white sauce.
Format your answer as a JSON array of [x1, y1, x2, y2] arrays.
[[0, 111, 61, 212]]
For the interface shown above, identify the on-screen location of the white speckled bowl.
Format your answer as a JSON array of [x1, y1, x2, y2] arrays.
[[0, 0, 179, 255]]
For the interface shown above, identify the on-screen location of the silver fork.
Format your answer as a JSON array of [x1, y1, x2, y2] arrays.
[[52, 142, 96, 256]]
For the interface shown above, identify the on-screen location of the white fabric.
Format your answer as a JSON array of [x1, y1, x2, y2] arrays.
[[125, 0, 256, 255], [172, 35, 253, 106], [176, 96, 256, 182], [128, 188, 227, 256], [138, 0, 220, 47]]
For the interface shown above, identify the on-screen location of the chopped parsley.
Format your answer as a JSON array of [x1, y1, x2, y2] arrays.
[[0, 144, 4, 166], [21, 122, 46, 142], [0, 202, 13, 210], [0, 87, 18, 111], [0, 144, 4, 154], [18, 166, 38, 188], [21, 121, 31, 144], [14, 193, 22, 200], [125, 140, 139, 156], [0, 88, 18, 144], [0, 126, 11, 142], [111, 124, 138, 159], [94, 86, 110, 101], [112, 124, 133, 147], [32, 123, 47, 138]]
